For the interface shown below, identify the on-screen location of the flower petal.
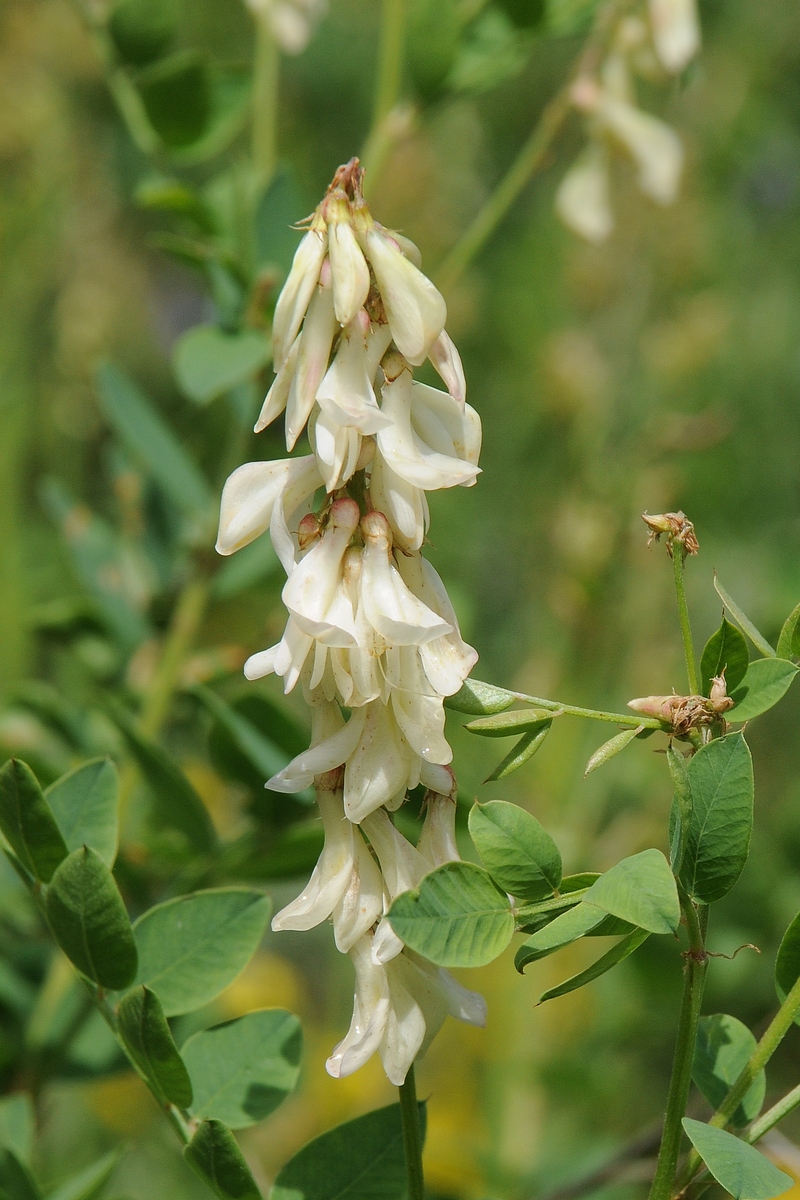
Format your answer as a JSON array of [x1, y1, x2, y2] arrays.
[[272, 226, 327, 368], [362, 228, 446, 365]]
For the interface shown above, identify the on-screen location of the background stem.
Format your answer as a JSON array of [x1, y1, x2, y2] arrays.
[[399, 1064, 425, 1200], [252, 13, 281, 187], [647, 899, 708, 1200], [672, 550, 700, 695], [362, 0, 407, 191]]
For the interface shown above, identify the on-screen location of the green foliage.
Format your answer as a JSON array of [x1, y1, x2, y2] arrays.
[[407, 0, 460, 100], [583, 726, 642, 777], [108, 0, 177, 66], [444, 679, 516, 715], [681, 1120, 792, 1200], [777, 602, 800, 660], [515, 903, 610, 973], [253, 169, 302, 273], [138, 51, 212, 149], [536, 929, 650, 1003], [388, 861, 514, 967], [546, 0, 599, 34], [463, 709, 551, 736], [448, 8, 533, 94], [667, 745, 693, 873], [693, 1014, 765, 1127], [46, 848, 138, 990], [0, 759, 68, 884], [45, 1151, 121, 1200], [485, 721, 552, 781], [584, 849, 679, 935], [0, 1096, 33, 1164], [172, 326, 271, 405], [679, 733, 753, 903], [45, 760, 119, 869], [184, 1120, 261, 1200], [132, 888, 271, 1016], [271, 1102, 425, 1200], [0, 1149, 41, 1200], [729, 659, 799, 722], [713, 578, 776, 658], [117, 986, 193, 1108], [183, 1008, 301, 1128], [497, 0, 547, 30], [468, 800, 561, 900], [193, 687, 292, 786], [700, 618, 750, 696], [774, 910, 800, 1019]]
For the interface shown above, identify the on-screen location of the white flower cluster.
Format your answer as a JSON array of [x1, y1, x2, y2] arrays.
[[216, 160, 486, 1085], [556, 0, 701, 243]]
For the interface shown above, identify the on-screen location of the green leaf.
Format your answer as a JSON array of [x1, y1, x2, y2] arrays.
[[777, 602, 800, 660], [774, 910, 800, 1021], [138, 51, 212, 149], [0, 1149, 42, 1200], [497, 0, 546, 28], [701, 618, 750, 695], [729, 659, 799, 722], [537, 929, 650, 1003], [45, 760, 119, 869], [39, 478, 150, 651], [133, 888, 271, 1017], [193, 687, 289, 784], [136, 177, 216, 233], [173, 325, 271, 406], [0, 1097, 33, 1164], [667, 746, 693, 873], [46, 848, 138, 990], [680, 733, 753, 904], [272, 1102, 425, 1200], [171, 68, 252, 167], [515, 903, 609, 973], [96, 363, 213, 526], [468, 801, 561, 900], [463, 709, 552, 737], [108, 0, 176, 65], [387, 861, 514, 968], [408, 0, 459, 100], [515, 873, 598, 934], [693, 1014, 765, 1127], [117, 986, 193, 1108], [584, 849, 680, 935], [0, 759, 68, 883], [485, 721, 552, 782], [448, 8, 532, 94], [211, 538, 280, 601], [546, 0, 599, 35], [444, 679, 516, 716], [106, 701, 217, 854], [45, 1151, 121, 1200], [682, 1119, 792, 1200], [253, 169, 303, 273], [184, 1120, 261, 1200], [584, 727, 643, 777], [714, 577, 777, 658], [183, 1009, 301, 1128]]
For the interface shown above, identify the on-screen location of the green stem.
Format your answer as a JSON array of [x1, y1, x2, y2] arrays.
[[648, 898, 708, 1200], [362, 0, 407, 191], [510, 691, 664, 729], [434, 0, 635, 292], [747, 1083, 800, 1145], [252, 12, 281, 187], [140, 577, 210, 738], [672, 548, 699, 696], [399, 1064, 425, 1200], [675, 969, 800, 1194]]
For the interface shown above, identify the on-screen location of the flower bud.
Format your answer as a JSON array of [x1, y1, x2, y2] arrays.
[[324, 191, 371, 328], [649, 0, 700, 73]]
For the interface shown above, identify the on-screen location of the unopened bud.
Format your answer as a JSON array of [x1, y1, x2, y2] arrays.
[[642, 510, 699, 556], [328, 496, 361, 533], [381, 348, 409, 383], [627, 695, 676, 721], [297, 512, 321, 549], [361, 509, 392, 547], [708, 675, 735, 714]]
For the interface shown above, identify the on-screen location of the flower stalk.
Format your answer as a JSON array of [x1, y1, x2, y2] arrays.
[[399, 1064, 425, 1200]]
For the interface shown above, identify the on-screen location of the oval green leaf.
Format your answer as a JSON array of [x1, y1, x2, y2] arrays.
[[729, 659, 799, 722], [774, 910, 800, 1022], [45, 759, 119, 868], [693, 1014, 765, 1127], [584, 726, 643, 778], [713, 577, 776, 658], [680, 732, 753, 904], [463, 709, 552, 737], [584, 849, 680, 935], [0, 759, 67, 884], [537, 928, 650, 1003], [387, 861, 514, 968], [45, 1150, 121, 1200], [133, 888, 272, 1016], [117, 986, 193, 1108], [173, 325, 271, 405], [272, 1101, 425, 1200], [469, 801, 561, 900], [701, 618, 750, 696], [485, 721, 552, 782], [682, 1119, 792, 1200], [184, 1120, 261, 1200], [777, 602, 800, 661], [444, 679, 516, 716], [183, 1009, 301, 1128], [515, 902, 609, 973], [46, 847, 137, 990]]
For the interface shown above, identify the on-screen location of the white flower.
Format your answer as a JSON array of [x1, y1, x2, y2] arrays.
[[324, 192, 371, 328], [649, 0, 700, 73], [315, 312, 391, 435], [271, 223, 327, 368], [396, 552, 478, 697], [271, 783, 353, 931], [359, 511, 452, 647], [428, 330, 466, 408], [358, 223, 447, 366], [368, 451, 430, 552], [333, 826, 384, 952], [417, 790, 460, 867], [216, 452, 321, 557], [282, 497, 360, 646], [556, 143, 614, 244], [597, 96, 683, 205]]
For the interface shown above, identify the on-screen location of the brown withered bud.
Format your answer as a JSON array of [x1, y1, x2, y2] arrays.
[[642, 511, 699, 558], [708, 674, 735, 715], [628, 687, 732, 736], [297, 512, 322, 550]]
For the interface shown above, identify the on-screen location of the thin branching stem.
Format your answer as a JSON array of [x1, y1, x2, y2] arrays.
[[399, 1064, 425, 1200], [510, 691, 664, 729], [672, 549, 700, 696], [362, 0, 407, 191], [746, 1083, 800, 1144]]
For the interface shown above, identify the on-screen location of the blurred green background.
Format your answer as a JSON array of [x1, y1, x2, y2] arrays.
[[2, 0, 800, 1196]]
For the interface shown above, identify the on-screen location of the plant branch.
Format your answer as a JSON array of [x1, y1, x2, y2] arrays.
[[747, 1084, 800, 1144], [648, 898, 709, 1200], [434, 0, 636, 292], [510, 691, 664, 729], [140, 577, 210, 738], [362, 0, 409, 191], [672, 549, 699, 696], [252, 11, 281, 187], [399, 1064, 425, 1200]]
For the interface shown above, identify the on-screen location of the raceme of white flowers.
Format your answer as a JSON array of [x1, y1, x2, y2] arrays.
[[216, 161, 486, 1085], [556, 0, 700, 243]]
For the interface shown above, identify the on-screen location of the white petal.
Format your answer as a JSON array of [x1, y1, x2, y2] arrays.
[[380, 967, 426, 1085], [362, 228, 446, 365], [417, 792, 460, 867], [272, 226, 327, 369], [328, 218, 371, 327], [343, 701, 415, 823], [216, 458, 294, 555], [243, 645, 278, 680], [360, 805, 429, 897], [255, 333, 301, 433], [326, 934, 390, 1079], [397, 553, 478, 696], [649, 0, 700, 72], [369, 452, 428, 552], [274, 618, 315, 693], [391, 684, 451, 764], [272, 787, 354, 930], [267, 705, 365, 792], [360, 512, 452, 646], [310, 408, 362, 492], [282, 498, 360, 643], [371, 917, 405, 964], [555, 143, 614, 243], [419, 760, 455, 795], [599, 98, 684, 204], [428, 330, 466, 407], [268, 454, 323, 575], [285, 281, 338, 449], [333, 827, 384, 952], [316, 316, 391, 435], [377, 370, 480, 490]]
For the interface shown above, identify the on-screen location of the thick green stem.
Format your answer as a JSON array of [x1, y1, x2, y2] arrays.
[[399, 1064, 425, 1200], [362, 0, 407, 191], [252, 12, 281, 187], [675, 968, 800, 1194], [648, 899, 708, 1200], [672, 549, 699, 696]]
